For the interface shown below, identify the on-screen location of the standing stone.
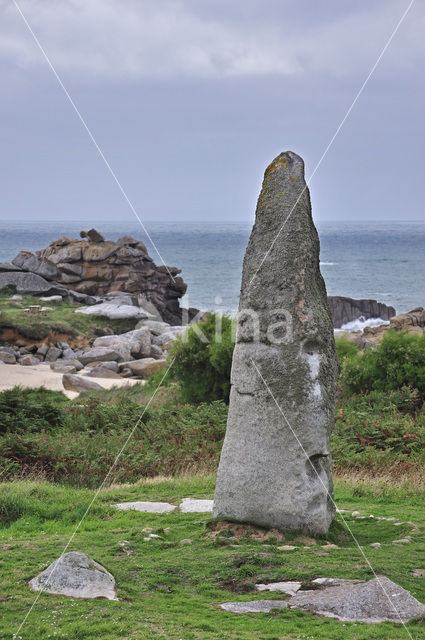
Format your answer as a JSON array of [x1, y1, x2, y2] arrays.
[[213, 151, 337, 534]]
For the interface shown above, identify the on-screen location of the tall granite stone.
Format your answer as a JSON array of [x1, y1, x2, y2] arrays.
[[213, 151, 338, 534]]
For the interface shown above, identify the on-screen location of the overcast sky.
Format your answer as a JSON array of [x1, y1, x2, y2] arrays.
[[0, 0, 423, 224]]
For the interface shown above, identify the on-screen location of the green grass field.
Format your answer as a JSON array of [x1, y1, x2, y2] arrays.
[[1, 473, 424, 640]]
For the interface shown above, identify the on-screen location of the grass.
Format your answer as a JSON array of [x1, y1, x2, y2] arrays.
[[0, 293, 136, 341], [0, 473, 424, 640]]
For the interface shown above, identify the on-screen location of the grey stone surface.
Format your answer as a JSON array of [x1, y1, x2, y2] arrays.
[[213, 152, 338, 535], [62, 373, 103, 392], [29, 551, 116, 600], [12, 251, 60, 281], [39, 295, 63, 302], [256, 582, 302, 595], [0, 350, 16, 364], [51, 360, 83, 373], [137, 320, 171, 335], [0, 271, 66, 296], [19, 355, 40, 366], [45, 346, 62, 362], [85, 366, 123, 379], [112, 501, 176, 513], [0, 262, 22, 272], [79, 347, 124, 365], [221, 600, 288, 614], [119, 358, 166, 378], [289, 576, 425, 623], [76, 302, 154, 321], [179, 498, 214, 513]]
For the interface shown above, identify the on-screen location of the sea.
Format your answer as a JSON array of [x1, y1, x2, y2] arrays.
[[0, 220, 424, 326]]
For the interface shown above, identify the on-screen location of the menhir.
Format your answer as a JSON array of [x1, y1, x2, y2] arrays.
[[213, 152, 338, 535]]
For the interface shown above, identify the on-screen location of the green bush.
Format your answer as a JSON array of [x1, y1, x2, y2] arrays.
[[340, 330, 425, 398], [335, 335, 359, 364], [0, 386, 67, 434], [168, 314, 234, 403]]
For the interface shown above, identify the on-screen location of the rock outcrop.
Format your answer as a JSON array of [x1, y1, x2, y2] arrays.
[[213, 151, 338, 535], [328, 296, 395, 328], [363, 306, 425, 344], [9, 230, 189, 325]]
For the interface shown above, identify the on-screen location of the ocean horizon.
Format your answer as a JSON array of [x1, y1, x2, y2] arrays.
[[0, 219, 424, 317]]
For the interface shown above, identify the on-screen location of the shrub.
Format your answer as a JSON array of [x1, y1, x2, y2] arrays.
[[340, 330, 425, 398], [335, 335, 359, 364], [168, 314, 234, 403], [0, 386, 67, 434]]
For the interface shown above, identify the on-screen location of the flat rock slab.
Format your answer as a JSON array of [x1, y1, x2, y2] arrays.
[[221, 600, 288, 614], [112, 501, 176, 514], [29, 552, 116, 600], [256, 582, 302, 596], [289, 576, 425, 623], [179, 498, 214, 513]]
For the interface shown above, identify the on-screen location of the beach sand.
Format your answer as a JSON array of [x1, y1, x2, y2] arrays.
[[0, 363, 137, 399]]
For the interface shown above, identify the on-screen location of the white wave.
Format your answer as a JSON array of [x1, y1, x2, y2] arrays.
[[320, 261, 336, 266], [340, 316, 390, 332]]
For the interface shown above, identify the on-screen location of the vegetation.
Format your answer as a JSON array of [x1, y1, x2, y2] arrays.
[[340, 330, 425, 398], [1, 473, 425, 639], [169, 313, 234, 403], [0, 292, 136, 341]]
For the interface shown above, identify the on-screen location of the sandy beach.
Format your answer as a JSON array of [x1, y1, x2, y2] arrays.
[[0, 363, 137, 399]]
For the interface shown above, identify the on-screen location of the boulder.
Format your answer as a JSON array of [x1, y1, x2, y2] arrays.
[[0, 272, 67, 297], [119, 358, 166, 378], [0, 350, 16, 364], [76, 302, 153, 321], [12, 251, 60, 281], [68, 290, 98, 305], [62, 373, 103, 392], [19, 355, 40, 366], [85, 360, 119, 372], [45, 346, 62, 362], [80, 228, 105, 243], [221, 601, 288, 614], [39, 295, 63, 303], [79, 347, 124, 365], [85, 366, 123, 379], [93, 329, 151, 358], [50, 361, 81, 374], [137, 320, 170, 335], [62, 348, 77, 360], [213, 152, 338, 535], [29, 551, 116, 600], [0, 262, 22, 272], [288, 576, 425, 623]]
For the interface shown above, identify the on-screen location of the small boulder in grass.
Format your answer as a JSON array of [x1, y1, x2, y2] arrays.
[[29, 551, 116, 600], [62, 373, 103, 393]]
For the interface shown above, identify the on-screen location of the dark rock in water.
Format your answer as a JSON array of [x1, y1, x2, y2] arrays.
[[213, 151, 338, 535], [328, 296, 396, 329]]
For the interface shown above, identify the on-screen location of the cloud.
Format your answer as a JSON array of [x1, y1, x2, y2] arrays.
[[0, 0, 423, 80]]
